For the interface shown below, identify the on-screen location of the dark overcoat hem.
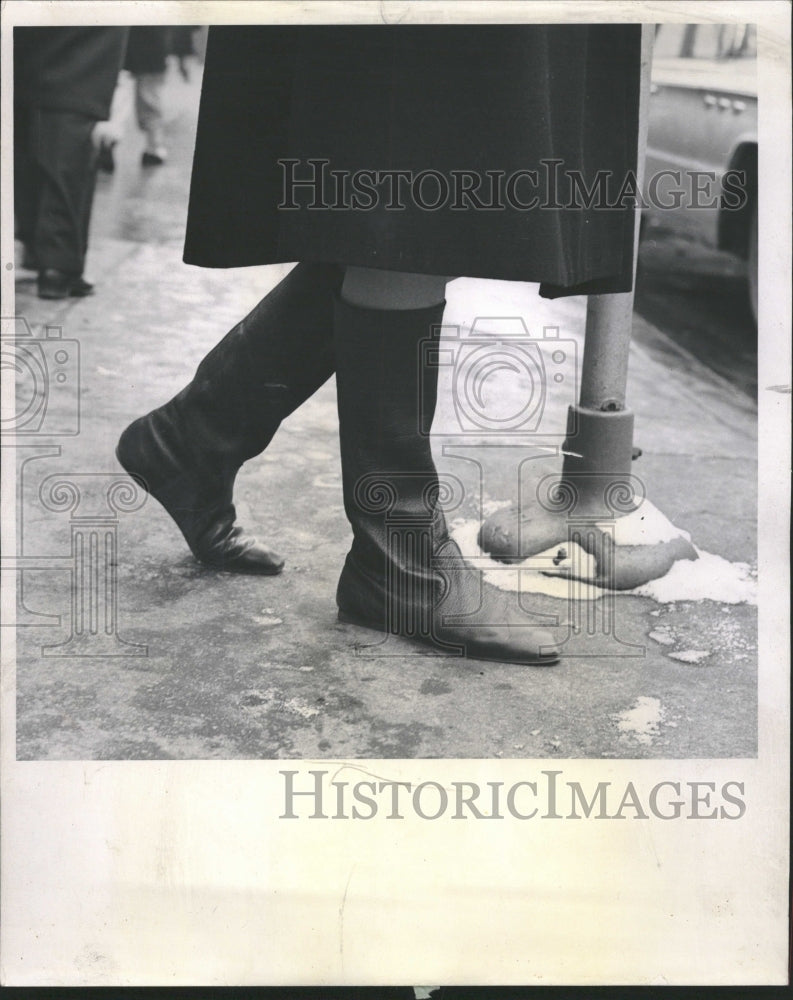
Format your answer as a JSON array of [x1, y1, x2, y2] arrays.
[[183, 24, 641, 298], [181, 247, 634, 299]]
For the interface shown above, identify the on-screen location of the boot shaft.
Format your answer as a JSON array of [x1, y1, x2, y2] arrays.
[[334, 295, 446, 488], [182, 261, 344, 465], [333, 296, 450, 630]]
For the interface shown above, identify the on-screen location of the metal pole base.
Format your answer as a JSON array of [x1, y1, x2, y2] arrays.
[[478, 405, 697, 590], [562, 404, 635, 493]]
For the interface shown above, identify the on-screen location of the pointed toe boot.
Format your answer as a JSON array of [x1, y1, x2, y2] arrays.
[[117, 262, 343, 572]]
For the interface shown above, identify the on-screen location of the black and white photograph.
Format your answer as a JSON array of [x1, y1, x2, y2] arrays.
[[1, 0, 789, 988], [6, 15, 764, 760]]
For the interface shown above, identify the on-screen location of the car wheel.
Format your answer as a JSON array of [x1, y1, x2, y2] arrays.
[[747, 200, 758, 326]]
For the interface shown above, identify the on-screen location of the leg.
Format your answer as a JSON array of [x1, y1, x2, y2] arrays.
[[13, 104, 40, 265], [117, 262, 344, 572], [334, 268, 560, 665], [30, 109, 97, 296], [135, 71, 168, 163], [77, 135, 99, 268], [341, 266, 449, 310]]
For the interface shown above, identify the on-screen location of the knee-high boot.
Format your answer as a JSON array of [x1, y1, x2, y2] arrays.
[[117, 262, 344, 572], [334, 297, 560, 666]]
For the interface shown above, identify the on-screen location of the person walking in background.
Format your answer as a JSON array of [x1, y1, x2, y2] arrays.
[[13, 26, 128, 299], [95, 26, 200, 174], [124, 26, 185, 166]]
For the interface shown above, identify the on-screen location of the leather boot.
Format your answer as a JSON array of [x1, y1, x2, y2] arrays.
[[333, 297, 560, 666], [117, 262, 344, 572]]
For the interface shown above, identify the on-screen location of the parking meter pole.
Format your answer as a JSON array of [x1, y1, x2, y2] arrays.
[[579, 293, 634, 410], [559, 24, 654, 512], [560, 292, 636, 509]]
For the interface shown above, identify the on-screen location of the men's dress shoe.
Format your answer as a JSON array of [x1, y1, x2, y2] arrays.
[[141, 148, 168, 166], [38, 269, 95, 300], [70, 277, 95, 297]]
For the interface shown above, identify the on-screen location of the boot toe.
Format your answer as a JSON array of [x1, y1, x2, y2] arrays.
[[461, 624, 560, 666], [211, 541, 285, 575], [118, 416, 285, 575], [517, 627, 560, 665]]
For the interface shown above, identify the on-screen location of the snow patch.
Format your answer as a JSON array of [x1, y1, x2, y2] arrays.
[[450, 519, 601, 600], [449, 518, 757, 605], [241, 688, 320, 720], [481, 498, 513, 517], [253, 610, 283, 627], [283, 697, 320, 720], [648, 629, 675, 646], [632, 550, 756, 605], [616, 696, 663, 745], [668, 649, 711, 664], [600, 499, 692, 547]]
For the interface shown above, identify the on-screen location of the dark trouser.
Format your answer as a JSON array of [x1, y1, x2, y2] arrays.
[[14, 105, 98, 275]]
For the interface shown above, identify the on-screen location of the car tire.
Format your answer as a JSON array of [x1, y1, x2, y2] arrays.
[[747, 200, 758, 326]]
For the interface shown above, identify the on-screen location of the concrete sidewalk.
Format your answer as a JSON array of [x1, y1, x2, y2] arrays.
[[9, 237, 757, 760]]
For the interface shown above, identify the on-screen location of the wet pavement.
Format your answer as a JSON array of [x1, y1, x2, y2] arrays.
[[91, 64, 199, 246], [10, 64, 759, 760], [635, 221, 758, 398]]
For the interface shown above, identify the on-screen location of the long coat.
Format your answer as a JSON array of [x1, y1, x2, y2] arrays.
[[14, 27, 128, 120], [183, 24, 641, 296]]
